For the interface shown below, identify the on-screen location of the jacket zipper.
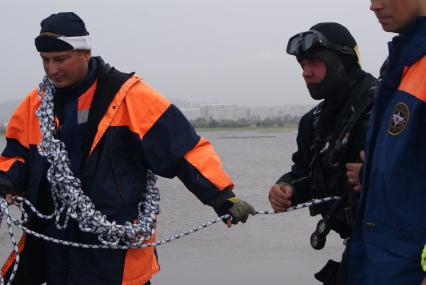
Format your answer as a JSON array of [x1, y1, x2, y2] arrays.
[[109, 135, 127, 214]]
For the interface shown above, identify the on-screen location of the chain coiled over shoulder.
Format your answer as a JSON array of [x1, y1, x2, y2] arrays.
[[35, 76, 160, 246]]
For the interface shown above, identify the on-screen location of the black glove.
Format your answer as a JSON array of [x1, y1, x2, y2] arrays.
[[214, 197, 256, 224]]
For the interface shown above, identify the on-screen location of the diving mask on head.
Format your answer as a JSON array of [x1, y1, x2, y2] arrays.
[[286, 30, 356, 58]]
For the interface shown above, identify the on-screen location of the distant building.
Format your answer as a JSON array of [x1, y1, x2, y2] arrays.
[[197, 104, 251, 121], [247, 105, 312, 120], [177, 100, 313, 122], [180, 108, 201, 121], [234, 107, 251, 120]]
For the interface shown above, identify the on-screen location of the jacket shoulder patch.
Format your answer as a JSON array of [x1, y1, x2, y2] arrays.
[[388, 102, 409, 136]]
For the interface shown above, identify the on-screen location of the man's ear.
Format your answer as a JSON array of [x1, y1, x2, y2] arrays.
[[78, 50, 91, 61], [85, 50, 92, 61]]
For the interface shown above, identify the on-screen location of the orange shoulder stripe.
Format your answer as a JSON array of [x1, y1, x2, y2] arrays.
[[110, 78, 171, 138], [6, 90, 42, 148], [90, 76, 171, 154], [184, 137, 234, 191], [399, 55, 426, 102]]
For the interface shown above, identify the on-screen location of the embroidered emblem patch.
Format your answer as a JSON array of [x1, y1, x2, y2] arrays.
[[388, 102, 409, 135]]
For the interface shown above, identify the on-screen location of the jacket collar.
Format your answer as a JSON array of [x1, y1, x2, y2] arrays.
[[388, 16, 426, 67]]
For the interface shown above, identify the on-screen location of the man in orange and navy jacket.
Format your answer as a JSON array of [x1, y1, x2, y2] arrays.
[[347, 1, 426, 284], [0, 12, 255, 285]]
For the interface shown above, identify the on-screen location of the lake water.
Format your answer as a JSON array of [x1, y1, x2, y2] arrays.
[[0, 131, 343, 284]]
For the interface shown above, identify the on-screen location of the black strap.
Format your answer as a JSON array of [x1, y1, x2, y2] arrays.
[[82, 57, 134, 158], [308, 74, 377, 205], [314, 74, 377, 167], [334, 79, 376, 148]]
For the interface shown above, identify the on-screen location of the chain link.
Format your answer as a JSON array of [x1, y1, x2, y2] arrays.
[[0, 76, 341, 285], [35, 76, 161, 247], [0, 195, 339, 285]]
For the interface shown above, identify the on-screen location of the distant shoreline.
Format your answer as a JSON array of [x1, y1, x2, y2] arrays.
[[195, 126, 297, 132]]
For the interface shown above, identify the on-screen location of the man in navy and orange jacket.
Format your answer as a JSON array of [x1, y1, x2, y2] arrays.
[[0, 12, 255, 285], [347, 0, 426, 284]]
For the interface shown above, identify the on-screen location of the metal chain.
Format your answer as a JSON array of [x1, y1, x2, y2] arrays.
[[0, 196, 339, 285], [34, 76, 161, 247], [0, 201, 20, 285], [0, 76, 342, 285], [0, 76, 162, 285]]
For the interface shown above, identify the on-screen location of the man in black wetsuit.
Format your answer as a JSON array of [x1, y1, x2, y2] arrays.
[[268, 22, 377, 285]]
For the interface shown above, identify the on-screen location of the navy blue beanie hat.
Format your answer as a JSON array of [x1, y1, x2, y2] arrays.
[[35, 12, 92, 52]]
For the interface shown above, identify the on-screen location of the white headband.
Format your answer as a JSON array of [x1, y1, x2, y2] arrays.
[[58, 35, 92, 50]]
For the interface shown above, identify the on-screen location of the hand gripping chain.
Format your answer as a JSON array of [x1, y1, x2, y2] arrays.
[[0, 196, 339, 285], [0, 76, 340, 285]]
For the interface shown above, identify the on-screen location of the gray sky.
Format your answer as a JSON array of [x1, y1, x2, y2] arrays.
[[0, 0, 392, 106]]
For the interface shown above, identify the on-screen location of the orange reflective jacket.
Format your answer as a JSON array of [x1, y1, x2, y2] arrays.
[[1, 58, 234, 284]]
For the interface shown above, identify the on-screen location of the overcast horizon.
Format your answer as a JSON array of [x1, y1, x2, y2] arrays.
[[1, 1, 392, 107]]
